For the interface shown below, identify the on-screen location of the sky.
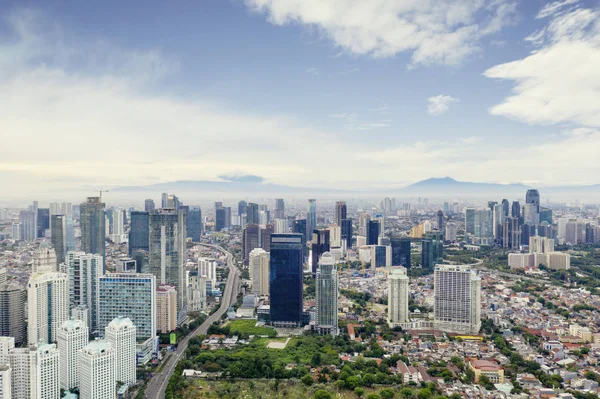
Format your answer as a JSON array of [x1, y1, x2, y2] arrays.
[[0, 0, 599, 197]]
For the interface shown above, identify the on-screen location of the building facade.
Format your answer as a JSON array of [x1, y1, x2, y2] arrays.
[[433, 265, 481, 334], [27, 272, 70, 345], [269, 234, 304, 327], [315, 253, 338, 336], [105, 317, 136, 386], [57, 319, 89, 391]]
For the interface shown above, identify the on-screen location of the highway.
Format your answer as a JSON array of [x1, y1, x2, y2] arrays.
[[145, 244, 241, 399]]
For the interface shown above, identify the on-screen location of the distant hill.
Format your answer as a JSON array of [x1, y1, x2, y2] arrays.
[[405, 177, 529, 195]]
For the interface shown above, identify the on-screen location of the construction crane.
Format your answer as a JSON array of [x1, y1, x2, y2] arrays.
[[98, 189, 109, 200]]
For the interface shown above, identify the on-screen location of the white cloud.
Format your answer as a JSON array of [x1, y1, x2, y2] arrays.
[[484, 3, 600, 127], [305, 67, 319, 75], [427, 95, 459, 115], [244, 0, 518, 66]]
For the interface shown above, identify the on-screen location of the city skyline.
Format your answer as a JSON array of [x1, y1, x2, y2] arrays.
[[0, 1, 599, 197]]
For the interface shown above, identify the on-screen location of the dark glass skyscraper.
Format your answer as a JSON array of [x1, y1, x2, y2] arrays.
[[269, 234, 304, 327], [422, 231, 443, 270], [238, 200, 247, 220], [261, 224, 274, 253], [246, 203, 259, 225], [526, 189, 540, 213], [187, 206, 202, 241], [367, 220, 380, 246], [275, 199, 285, 219], [335, 201, 347, 226], [80, 197, 106, 270], [311, 229, 330, 274], [50, 214, 67, 265], [341, 218, 352, 248], [129, 211, 150, 255], [436, 210, 444, 232], [243, 224, 260, 265], [511, 201, 521, 218], [145, 199, 155, 212], [215, 207, 226, 232], [391, 237, 411, 267], [0, 281, 26, 345], [307, 199, 316, 243], [37, 208, 50, 238]]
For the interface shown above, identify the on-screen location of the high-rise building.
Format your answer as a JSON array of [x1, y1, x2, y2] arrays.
[[465, 208, 476, 235], [112, 208, 125, 237], [19, 209, 36, 241], [27, 272, 69, 345], [104, 317, 136, 386], [57, 319, 89, 391], [311, 229, 331, 274], [98, 273, 156, 344], [66, 252, 103, 333], [50, 215, 67, 265], [335, 201, 347, 226], [445, 222, 458, 242], [10, 343, 59, 399], [215, 206, 226, 232], [0, 282, 26, 345], [306, 199, 316, 242], [187, 270, 206, 312], [161, 193, 168, 208], [526, 189, 540, 213], [511, 201, 521, 219], [315, 253, 338, 336], [156, 285, 177, 334], [32, 245, 57, 273], [391, 237, 411, 267], [529, 236, 555, 254], [503, 217, 521, 250], [238, 200, 248, 220], [474, 209, 493, 245], [129, 211, 149, 255], [433, 265, 481, 334], [80, 197, 106, 270], [249, 248, 270, 297], [0, 336, 15, 365], [0, 364, 10, 399], [366, 220, 380, 246], [293, 219, 307, 250], [370, 245, 391, 268], [387, 268, 409, 326], [422, 239, 434, 270], [436, 210, 444, 232], [148, 209, 186, 311], [341, 218, 353, 248], [275, 198, 285, 219], [269, 234, 304, 327], [243, 224, 260, 265], [37, 208, 50, 238], [246, 203, 259, 225], [78, 340, 116, 399], [187, 206, 202, 241], [144, 199, 155, 212], [11, 223, 21, 240], [523, 203, 540, 226], [260, 224, 274, 252]]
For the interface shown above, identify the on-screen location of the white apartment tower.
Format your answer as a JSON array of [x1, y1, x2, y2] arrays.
[[105, 317, 137, 386], [315, 253, 339, 336], [0, 336, 15, 365], [0, 364, 10, 399], [78, 340, 116, 399], [27, 272, 70, 345], [433, 265, 481, 334], [388, 268, 410, 326], [57, 319, 89, 391], [10, 343, 59, 399], [249, 248, 270, 296], [32, 245, 57, 273], [156, 285, 177, 334], [66, 251, 103, 333]]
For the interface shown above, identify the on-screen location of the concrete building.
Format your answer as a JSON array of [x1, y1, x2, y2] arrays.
[[66, 252, 103, 333], [529, 236, 555, 254], [469, 360, 505, 383], [0, 364, 10, 399], [32, 245, 57, 273], [10, 343, 59, 399], [433, 265, 481, 334], [388, 268, 410, 326], [105, 317, 136, 386], [0, 336, 15, 365], [27, 272, 69, 345], [57, 319, 89, 391], [315, 253, 338, 336], [156, 285, 177, 334], [78, 340, 116, 399], [249, 248, 270, 297], [0, 282, 26, 345], [445, 222, 458, 242]]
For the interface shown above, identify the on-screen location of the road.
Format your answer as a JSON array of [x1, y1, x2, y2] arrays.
[[145, 244, 241, 399]]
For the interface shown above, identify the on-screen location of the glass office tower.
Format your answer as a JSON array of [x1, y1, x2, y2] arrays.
[[129, 211, 149, 255], [269, 234, 304, 327]]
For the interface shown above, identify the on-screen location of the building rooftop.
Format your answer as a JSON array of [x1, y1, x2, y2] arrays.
[[470, 359, 501, 371], [60, 319, 87, 331], [82, 339, 112, 354], [108, 316, 135, 330]]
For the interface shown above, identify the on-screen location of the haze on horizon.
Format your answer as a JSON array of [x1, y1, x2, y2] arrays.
[[1, 0, 599, 197]]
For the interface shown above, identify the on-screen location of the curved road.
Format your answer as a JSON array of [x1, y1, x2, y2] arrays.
[[145, 244, 241, 399]]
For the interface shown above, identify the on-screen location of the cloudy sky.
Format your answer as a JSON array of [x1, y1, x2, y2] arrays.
[[1, 0, 599, 197]]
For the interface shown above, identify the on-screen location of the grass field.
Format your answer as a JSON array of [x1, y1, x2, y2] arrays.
[[227, 319, 277, 337]]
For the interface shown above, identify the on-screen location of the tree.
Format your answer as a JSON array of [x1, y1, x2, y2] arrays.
[[417, 388, 433, 399], [366, 394, 381, 399], [301, 374, 313, 386], [399, 388, 414, 399], [380, 388, 395, 399], [314, 390, 333, 399], [355, 387, 366, 398]]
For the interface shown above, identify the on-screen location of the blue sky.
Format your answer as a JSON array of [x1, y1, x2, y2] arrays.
[[1, 0, 599, 196]]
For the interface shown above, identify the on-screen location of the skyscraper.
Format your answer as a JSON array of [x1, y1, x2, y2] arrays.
[[465, 208, 476, 235], [275, 198, 285, 219], [27, 272, 69, 345], [105, 317, 137, 386], [511, 201, 521, 219], [422, 239, 434, 270], [144, 199, 155, 212], [67, 252, 103, 333], [37, 208, 50, 238], [306, 199, 316, 242], [436, 210, 444, 233], [433, 265, 481, 334], [335, 201, 347, 226], [32, 245, 57, 273], [311, 229, 331, 274], [249, 248, 270, 296], [366, 220, 380, 246], [243, 224, 260, 265], [57, 319, 89, 391], [187, 206, 202, 241], [260, 224, 274, 252], [238, 200, 248, 222], [129, 211, 149, 255], [341, 218, 353, 249], [474, 209, 493, 245], [0, 364, 10, 399], [80, 197, 106, 270], [0, 281, 26, 345], [503, 217, 521, 250], [501, 199, 510, 218], [161, 193, 168, 208], [10, 343, 60, 399], [269, 234, 304, 327], [391, 237, 411, 267], [148, 208, 186, 310], [445, 222, 458, 242], [98, 273, 156, 344], [156, 285, 177, 334], [315, 252, 338, 336], [19, 209, 36, 241], [388, 268, 409, 326], [50, 215, 67, 265], [246, 203, 259, 225], [215, 206, 226, 232], [526, 189, 540, 213], [78, 340, 116, 399]]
